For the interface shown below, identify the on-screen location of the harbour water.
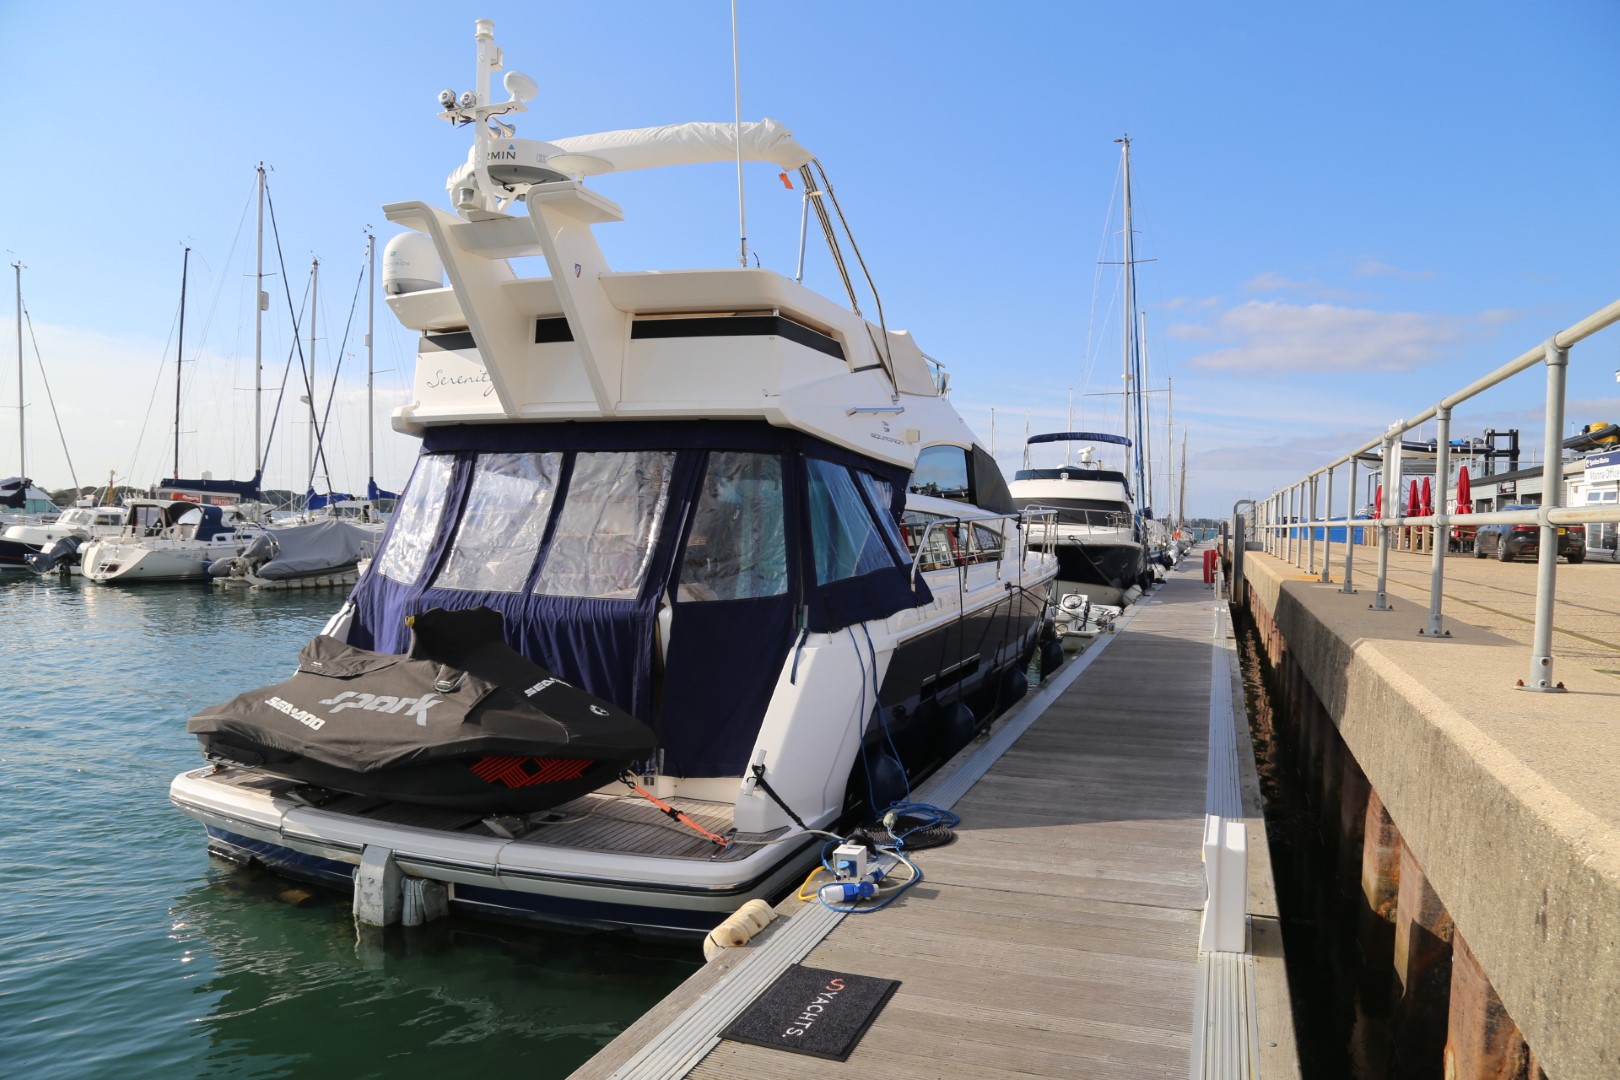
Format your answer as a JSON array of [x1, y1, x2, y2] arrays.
[[0, 576, 697, 1079]]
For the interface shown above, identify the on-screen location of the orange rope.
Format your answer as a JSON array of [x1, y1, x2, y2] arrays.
[[621, 775, 732, 848]]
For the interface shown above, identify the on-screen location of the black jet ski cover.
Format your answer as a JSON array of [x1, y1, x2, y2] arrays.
[[188, 607, 656, 812]]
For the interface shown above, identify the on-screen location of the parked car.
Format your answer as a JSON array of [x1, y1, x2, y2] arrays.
[[1472, 505, 1585, 563]]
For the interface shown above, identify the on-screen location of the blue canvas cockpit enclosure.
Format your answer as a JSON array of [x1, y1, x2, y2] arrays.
[[348, 421, 930, 777]]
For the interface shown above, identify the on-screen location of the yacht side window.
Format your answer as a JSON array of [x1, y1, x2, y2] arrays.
[[534, 451, 674, 599], [901, 509, 959, 571], [677, 452, 787, 601], [376, 454, 454, 584], [971, 522, 1004, 561], [908, 445, 972, 501], [436, 452, 562, 592], [806, 459, 902, 584]]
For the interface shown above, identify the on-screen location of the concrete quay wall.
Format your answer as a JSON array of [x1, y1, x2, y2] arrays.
[[1238, 551, 1620, 1078]]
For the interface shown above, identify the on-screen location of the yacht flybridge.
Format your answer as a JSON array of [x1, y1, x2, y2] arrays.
[[169, 20, 1060, 935]]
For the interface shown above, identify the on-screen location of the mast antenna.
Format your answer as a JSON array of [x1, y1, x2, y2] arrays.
[[731, 0, 748, 267]]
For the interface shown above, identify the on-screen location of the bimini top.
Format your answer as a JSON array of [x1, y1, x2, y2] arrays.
[[549, 119, 813, 174], [1026, 432, 1132, 447]]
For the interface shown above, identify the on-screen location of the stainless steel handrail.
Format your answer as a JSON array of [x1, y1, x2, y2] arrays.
[[1248, 296, 1620, 690], [907, 508, 1058, 589]]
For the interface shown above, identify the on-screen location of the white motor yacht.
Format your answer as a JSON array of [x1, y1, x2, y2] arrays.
[[169, 20, 1059, 936], [1009, 433, 1147, 611], [0, 504, 129, 574]]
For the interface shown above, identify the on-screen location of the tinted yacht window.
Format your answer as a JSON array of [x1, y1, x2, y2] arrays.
[[436, 452, 561, 592], [376, 454, 453, 584], [909, 444, 972, 501], [807, 459, 901, 584], [534, 451, 674, 599], [678, 452, 787, 601]]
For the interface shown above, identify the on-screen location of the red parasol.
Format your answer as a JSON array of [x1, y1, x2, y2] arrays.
[[1455, 466, 1472, 514], [1375, 483, 1383, 518], [1408, 479, 1421, 517], [1421, 476, 1433, 517]]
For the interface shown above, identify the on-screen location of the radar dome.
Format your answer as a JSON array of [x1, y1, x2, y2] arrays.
[[484, 137, 570, 186], [382, 232, 444, 296]]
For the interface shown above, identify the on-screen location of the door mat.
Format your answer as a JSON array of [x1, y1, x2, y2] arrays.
[[719, 964, 900, 1061]]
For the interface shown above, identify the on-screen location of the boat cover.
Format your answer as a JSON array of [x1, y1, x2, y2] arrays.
[[158, 470, 263, 500], [0, 477, 32, 509], [188, 607, 656, 810], [549, 119, 812, 174], [250, 519, 374, 580], [346, 420, 927, 778]]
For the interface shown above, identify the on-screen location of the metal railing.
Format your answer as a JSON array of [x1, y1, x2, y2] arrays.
[[906, 508, 1058, 588], [1249, 297, 1620, 691]]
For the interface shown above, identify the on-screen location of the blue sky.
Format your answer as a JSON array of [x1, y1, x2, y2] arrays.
[[2, 2, 1616, 517]]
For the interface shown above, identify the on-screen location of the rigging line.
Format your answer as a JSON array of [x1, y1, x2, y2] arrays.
[[182, 180, 255, 474], [309, 261, 367, 494], [262, 182, 319, 488], [126, 284, 183, 495], [260, 277, 313, 492], [20, 304, 79, 493], [1080, 161, 1125, 406]]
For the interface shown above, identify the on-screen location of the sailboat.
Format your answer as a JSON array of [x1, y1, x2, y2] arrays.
[[1008, 136, 1156, 620], [80, 246, 264, 584], [211, 238, 390, 589], [169, 20, 1061, 935]]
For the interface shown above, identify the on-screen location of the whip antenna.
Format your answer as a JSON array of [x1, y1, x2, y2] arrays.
[[731, 0, 747, 267]]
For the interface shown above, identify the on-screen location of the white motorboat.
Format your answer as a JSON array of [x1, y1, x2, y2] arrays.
[[1009, 432, 1148, 612], [169, 20, 1059, 936], [0, 504, 129, 574], [80, 497, 261, 584]]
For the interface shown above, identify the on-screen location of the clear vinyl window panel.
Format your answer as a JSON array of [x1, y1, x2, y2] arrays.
[[534, 451, 675, 599], [436, 452, 562, 592], [807, 458, 903, 584], [855, 469, 908, 560], [677, 452, 787, 602], [376, 454, 454, 584]]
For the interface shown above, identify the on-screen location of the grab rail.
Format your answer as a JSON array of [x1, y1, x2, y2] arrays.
[[1245, 297, 1620, 691], [906, 508, 1058, 589]]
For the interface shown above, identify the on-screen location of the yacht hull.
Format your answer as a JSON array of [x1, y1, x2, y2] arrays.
[[82, 539, 239, 583], [1043, 537, 1146, 607]]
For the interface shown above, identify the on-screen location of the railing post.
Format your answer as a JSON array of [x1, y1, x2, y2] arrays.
[[1307, 474, 1319, 574], [1292, 483, 1302, 566], [1424, 405, 1452, 638], [1372, 431, 1396, 611], [1525, 339, 1569, 692], [1341, 455, 1358, 593], [1321, 466, 1334, 583]]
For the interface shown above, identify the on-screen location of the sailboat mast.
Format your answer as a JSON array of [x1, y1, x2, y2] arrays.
[[175, 246, 190, 480], [307, 256, 319, 500], [254, 164, 265, 475], [1116, 135, 1147, 519], [1178, 431, 1188, 526], [367, 232, 375, 495], [12, 261, 21, 479]]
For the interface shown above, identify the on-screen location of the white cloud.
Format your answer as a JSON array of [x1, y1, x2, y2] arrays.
[[1355, 259, 1439, 281], [1179, 301, 1483, 375], [1241, 272, 1366, 302]]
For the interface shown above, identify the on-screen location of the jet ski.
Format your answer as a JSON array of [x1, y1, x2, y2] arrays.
[[187, 606, 655, 812]]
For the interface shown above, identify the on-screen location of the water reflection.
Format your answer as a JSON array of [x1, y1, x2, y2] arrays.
[[173, 862, 699, 1079]]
